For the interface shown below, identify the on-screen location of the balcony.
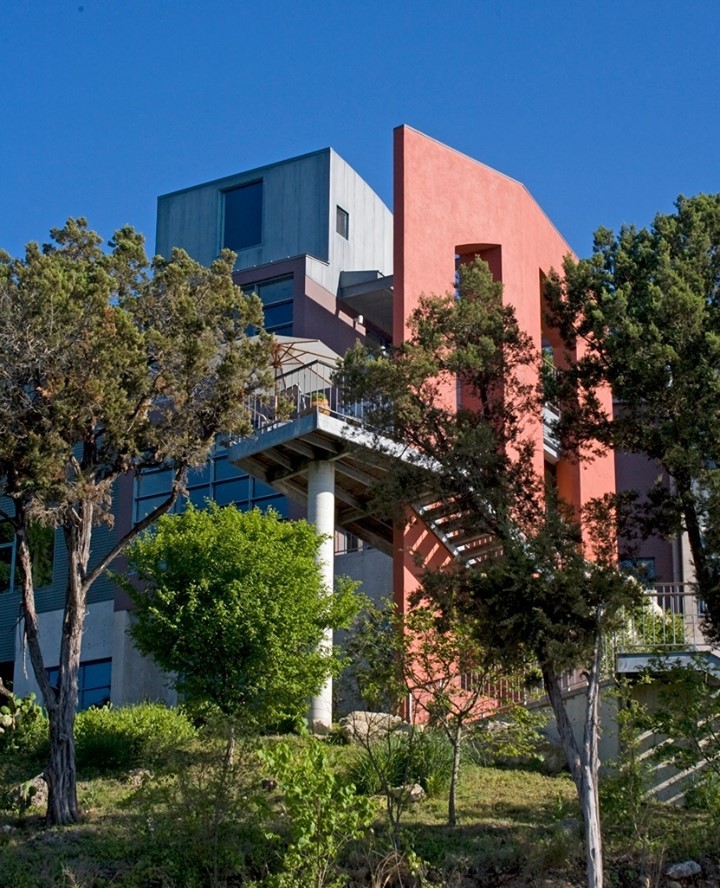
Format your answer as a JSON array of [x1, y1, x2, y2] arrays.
[[615, 583, 720, 675]]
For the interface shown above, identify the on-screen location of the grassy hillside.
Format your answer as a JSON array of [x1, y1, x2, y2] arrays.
[[1, 704, 719, 887]]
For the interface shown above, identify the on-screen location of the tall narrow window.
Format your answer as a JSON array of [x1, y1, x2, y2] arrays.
[[336, 206, 349, 239], [223, 181, 263, 251]]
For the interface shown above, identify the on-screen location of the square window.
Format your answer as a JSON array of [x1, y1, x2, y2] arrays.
[[336, 206, 349, 239], [223, 181, 263, 252]]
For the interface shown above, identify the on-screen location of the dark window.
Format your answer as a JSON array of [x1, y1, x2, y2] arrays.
[[336, 206, 349, 239], [620, 557, 656, 584], [245, 275, 294, 336], [134, 446, 288, 522], [47, 658, 112, 710], [223, 181, 263, 251]]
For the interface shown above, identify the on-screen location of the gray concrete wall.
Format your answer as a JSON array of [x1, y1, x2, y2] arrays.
[[111, 610, 177, 706], [13, 600, 115, 698]]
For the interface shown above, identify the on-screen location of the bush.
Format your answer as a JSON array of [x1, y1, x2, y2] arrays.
[[346, 728, 453, 797], [74, 702, 196, 772], [136, 739, 273, 888]]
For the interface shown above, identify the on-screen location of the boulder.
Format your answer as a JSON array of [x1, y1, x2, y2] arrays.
[[339, 711, 404, 743], [665, 860, 702, 881], [389, 782, 426, 803]]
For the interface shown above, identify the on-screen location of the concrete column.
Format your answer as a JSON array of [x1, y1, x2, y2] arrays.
[[306, 459, 335, 732]]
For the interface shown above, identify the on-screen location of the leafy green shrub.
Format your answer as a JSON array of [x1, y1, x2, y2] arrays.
[[136, 739, 273, 888], [685, 773, 720, 813], [74, 702, 195, 772], [261, 740, 376, 888], [346, 728, 453, 797]]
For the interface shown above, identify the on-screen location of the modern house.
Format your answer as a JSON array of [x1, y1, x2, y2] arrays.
[[2, 127, 693, 727]]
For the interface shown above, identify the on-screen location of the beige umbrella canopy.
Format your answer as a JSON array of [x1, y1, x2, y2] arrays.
[[266, 335, 343, 374], [251, 336, 343, 419]]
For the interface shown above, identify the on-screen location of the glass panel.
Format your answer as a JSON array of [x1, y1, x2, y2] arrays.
[[252, 479, 277, 499], [81, 686, 111, 709], [137, 468, 173, 497], [187, 463, 212, 488], [214, 456, 246, 482], [223, 182, 263, 251], [257, 276, 293, 306], [214, 481, 243, 507], [188, 486, 212, 508], [82, 659, 112, 690], [136, 494, 174, 521], [264, 301, 293, 329]]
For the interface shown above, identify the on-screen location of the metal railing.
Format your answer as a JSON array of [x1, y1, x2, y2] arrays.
[[614, 582, 708, 653], [246, 360, 368, 433]]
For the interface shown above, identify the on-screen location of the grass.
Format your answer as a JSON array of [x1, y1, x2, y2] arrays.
[[1, 730, 719, 887]]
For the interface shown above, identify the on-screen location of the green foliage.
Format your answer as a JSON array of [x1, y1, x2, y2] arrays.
[[74, 703, 196, 773], [599, 684, 653, 840], [0, 689, 44, 752], [546, 194, 720, 636], [346, 729, 453, 797], [462, 705, 547, 768], [260, 740, 376, 888], [122, 504, 360, 730], [0, 218, 274, 823], [644, 658, 720, 781], [136, 738, 273, 888]]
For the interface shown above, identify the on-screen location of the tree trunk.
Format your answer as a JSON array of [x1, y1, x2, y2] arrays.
[[45, 701, 80, 824], [543, 629, 605, 888], [446, 721, 462, 826], [580, 628, 604, 888]]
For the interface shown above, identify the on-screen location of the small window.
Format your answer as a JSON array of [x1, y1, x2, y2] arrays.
[[223, 181, 263, 251], [336, 206, 349, 239]]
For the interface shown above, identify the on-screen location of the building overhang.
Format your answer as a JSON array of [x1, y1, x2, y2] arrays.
[[228, 412, 400, 555]]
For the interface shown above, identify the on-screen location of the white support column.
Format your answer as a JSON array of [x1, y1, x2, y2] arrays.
[[306, 459, 336, 732]]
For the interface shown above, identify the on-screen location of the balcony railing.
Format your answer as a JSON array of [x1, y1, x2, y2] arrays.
[[614, 582, 709, 653], [246, 359, 368, 433]]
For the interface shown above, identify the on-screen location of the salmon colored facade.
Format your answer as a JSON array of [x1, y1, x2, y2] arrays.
[[392, 125, 616, 613]]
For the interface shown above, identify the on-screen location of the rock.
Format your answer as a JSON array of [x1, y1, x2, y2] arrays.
[[9, 774, 47, 810], [125, 768, 151, 788], [665, 860, 702, 881], [339, 710, 404, 743], [389, 782, 426, 803], [666, 881, 683, 888]]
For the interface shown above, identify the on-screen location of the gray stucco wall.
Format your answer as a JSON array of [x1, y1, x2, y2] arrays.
[[156, 149, 331, 269], [155, 148, 393, 297]]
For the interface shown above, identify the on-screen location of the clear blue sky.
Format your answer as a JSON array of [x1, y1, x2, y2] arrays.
[[2, 0, 718, 260]]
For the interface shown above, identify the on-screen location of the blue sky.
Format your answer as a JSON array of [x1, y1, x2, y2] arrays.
[[2, 0, 718, 260]]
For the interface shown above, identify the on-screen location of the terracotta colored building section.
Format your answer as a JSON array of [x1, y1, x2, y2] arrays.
[[392, 125, 616, 611]]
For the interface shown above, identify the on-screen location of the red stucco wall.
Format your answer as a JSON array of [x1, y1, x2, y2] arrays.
[[392, 125, 616, 610]]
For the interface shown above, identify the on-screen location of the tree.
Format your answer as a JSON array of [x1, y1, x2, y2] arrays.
[[0, 219, 273, 824], [341, 258, 639, 888], [122, 504, 359, 742], [545, 194, 720, 637]]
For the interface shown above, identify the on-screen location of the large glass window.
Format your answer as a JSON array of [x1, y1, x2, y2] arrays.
[[223, 181, 263, 252], [134, 446, 287, 523], [47, 658, 112, 710]]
